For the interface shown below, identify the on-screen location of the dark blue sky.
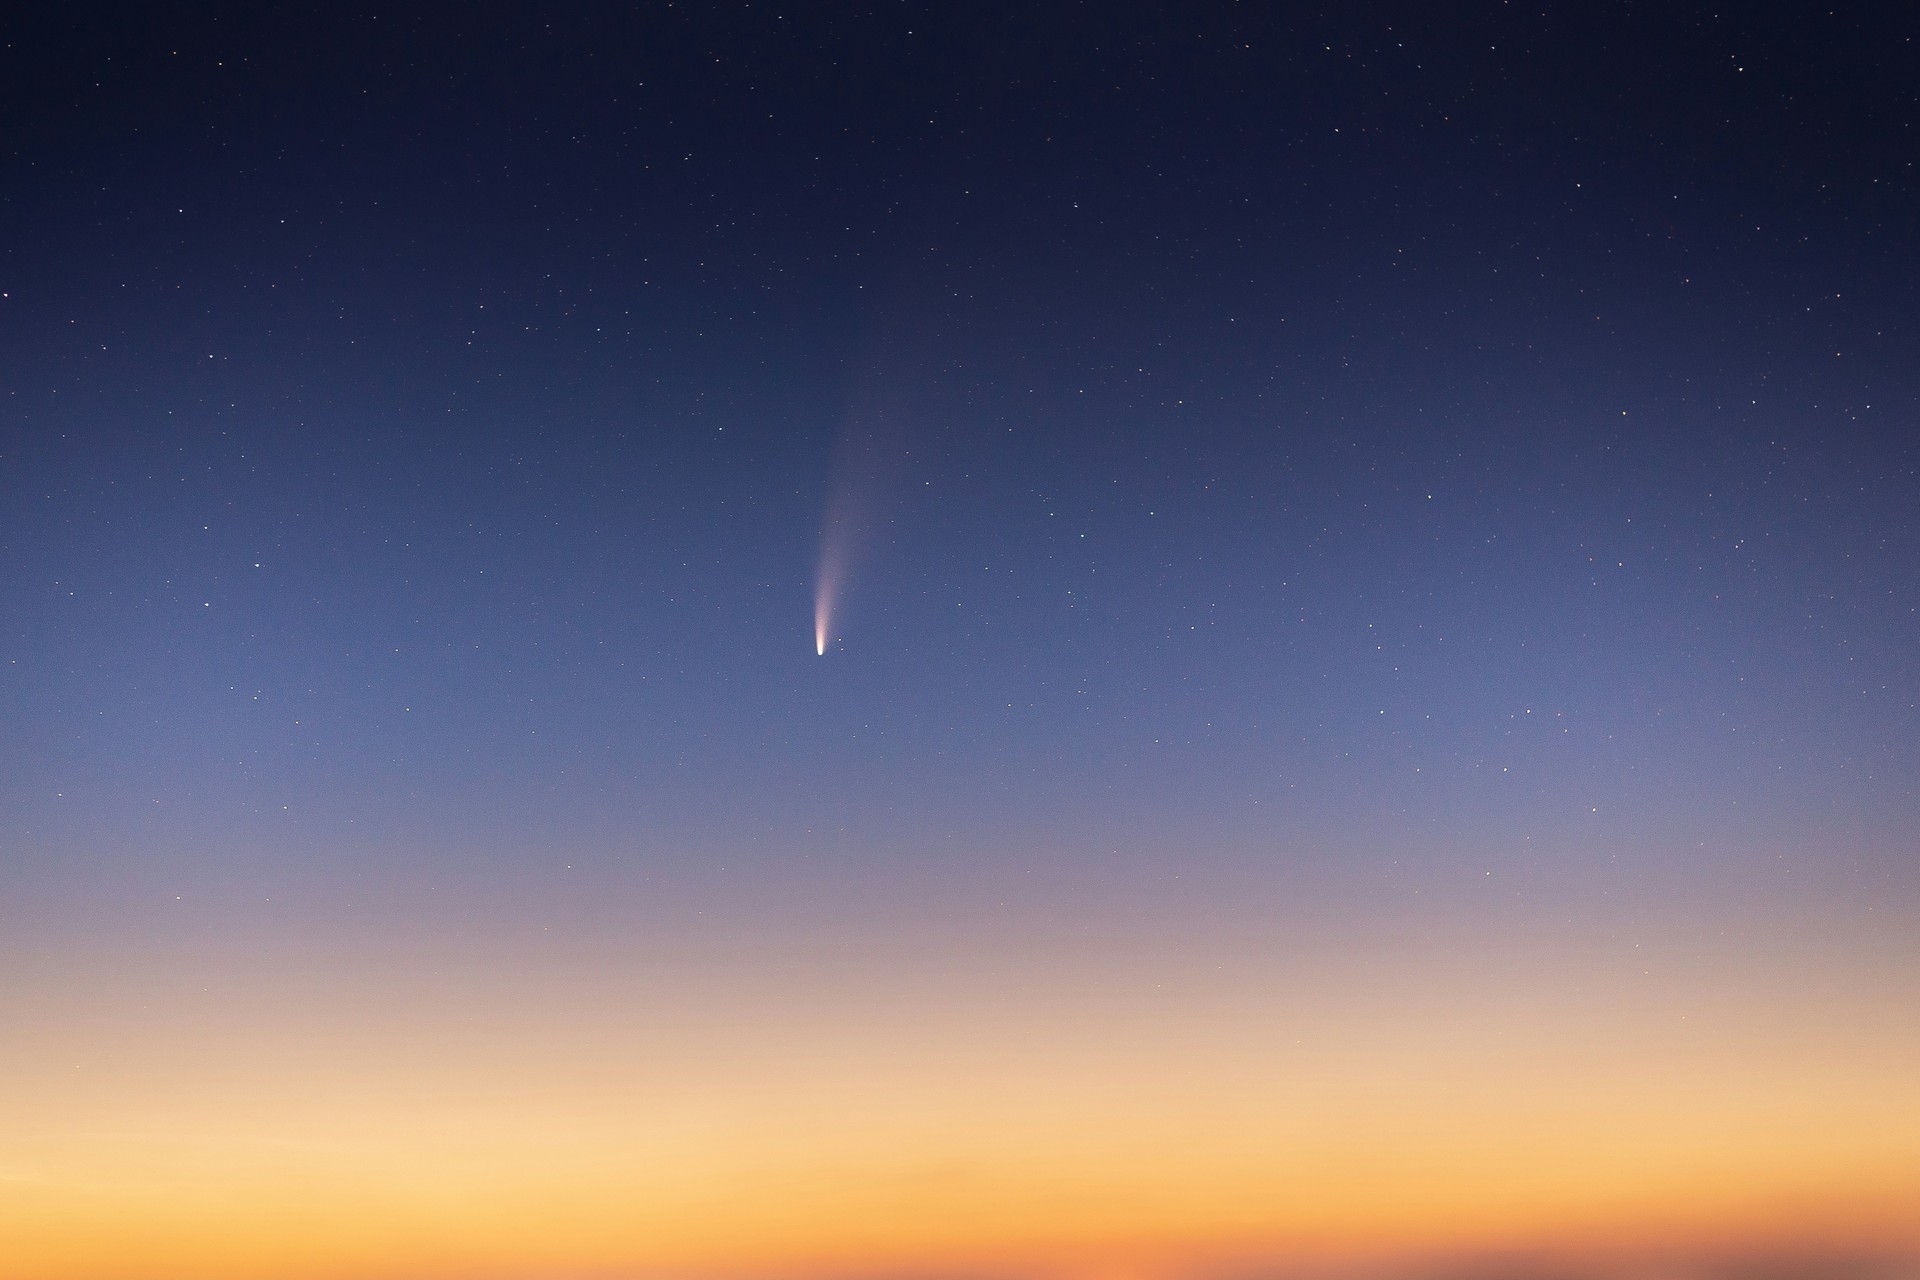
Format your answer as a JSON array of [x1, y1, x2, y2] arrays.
[[8, 2, 1914, 855]]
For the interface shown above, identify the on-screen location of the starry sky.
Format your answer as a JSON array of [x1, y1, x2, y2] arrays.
[[2, 6, 1918, 1280]]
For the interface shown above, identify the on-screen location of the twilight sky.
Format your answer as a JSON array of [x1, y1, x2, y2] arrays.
[[2, 6, 1917, 1280]]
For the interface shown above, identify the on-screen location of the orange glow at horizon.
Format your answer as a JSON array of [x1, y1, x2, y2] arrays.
[[5, 895, 1918, 1280]]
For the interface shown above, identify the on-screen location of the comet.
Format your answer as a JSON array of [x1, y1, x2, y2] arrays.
[[813, 518, 846, 656], [812, 417, 892, 658], [814, 345, 919, 656]]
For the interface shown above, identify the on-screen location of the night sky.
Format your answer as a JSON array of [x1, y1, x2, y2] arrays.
[[3, 6, 1918, 1279]]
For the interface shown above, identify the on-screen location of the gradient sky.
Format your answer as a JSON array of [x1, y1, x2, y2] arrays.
[[3, 6, 1918, 1280]]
